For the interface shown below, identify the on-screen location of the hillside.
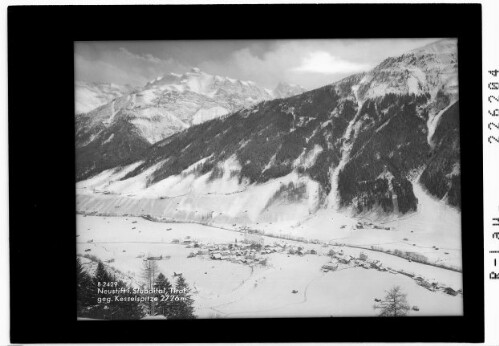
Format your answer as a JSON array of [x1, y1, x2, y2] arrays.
[[77, 39, 460, 223], [76, 69, 306, 180]]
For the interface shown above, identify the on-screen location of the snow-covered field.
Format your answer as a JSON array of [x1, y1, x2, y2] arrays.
[[77, 214, 463, 318], [75, 38, 462, 319], [77, 163, 462, 272]]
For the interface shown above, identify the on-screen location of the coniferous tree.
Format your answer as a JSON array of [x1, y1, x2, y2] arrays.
[[87, 261, 114, 319], [88, 261, 144, 320], [169, 274, 196, 319], [154, 273, 173, 318], [94, 261, 113, 284], [107, 280, 144, 320], [76, 257, 95, 317]]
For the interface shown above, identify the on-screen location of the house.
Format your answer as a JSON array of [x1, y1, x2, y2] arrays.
[[322, 263, 338, 272], [336, 254, 350, 264], [211, 252, 222, 260], [444, 287, 458, 296]]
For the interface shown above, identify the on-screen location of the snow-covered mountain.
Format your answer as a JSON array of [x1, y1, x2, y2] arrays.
[[272, 82, 307, 99], [75, 81, 135, 114], [76, 68, 306, 180], [77, 39, 460, 224], [345, 38, 458, 103]]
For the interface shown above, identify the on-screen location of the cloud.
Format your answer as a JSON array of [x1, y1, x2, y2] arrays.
[[119, 47, 167, 64], [75, 54, 149, 86], [199, 43, 373, 90], [199, 44, 305, 89], [75, 39, 440, 90], [293, 51, 370, 75]]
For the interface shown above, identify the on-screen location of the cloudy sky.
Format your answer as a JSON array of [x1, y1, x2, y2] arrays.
[[75, 39, 440, 91]]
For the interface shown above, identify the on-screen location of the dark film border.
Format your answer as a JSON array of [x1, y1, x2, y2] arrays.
[[8, 3, 483, 343]]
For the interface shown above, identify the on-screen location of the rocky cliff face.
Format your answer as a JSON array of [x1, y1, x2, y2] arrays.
[[420, 101, 460, 208]]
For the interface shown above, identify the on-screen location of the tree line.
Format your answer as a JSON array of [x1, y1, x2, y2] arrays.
[[77, 258, 196, 320]]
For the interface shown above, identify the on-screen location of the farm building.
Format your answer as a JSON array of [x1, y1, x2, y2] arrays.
[[322, 263, 339, 272]]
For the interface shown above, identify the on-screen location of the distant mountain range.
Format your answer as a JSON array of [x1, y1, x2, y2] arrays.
[[75, 81, 136, 114], [76, 39, 460, 223], [75, 68, 305, 180]]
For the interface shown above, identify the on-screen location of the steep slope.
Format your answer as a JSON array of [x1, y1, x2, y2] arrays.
[[420, 101, 460, 209], [354, 38, 458, 102], [336, 93, 431, 214], [330, 38, 458, 213], [76, 68, 306, 180], [77, 39, 460, 223], [76, 117, 151, 180]]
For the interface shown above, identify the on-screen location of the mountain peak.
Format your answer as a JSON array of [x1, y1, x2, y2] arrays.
[[410, 38, 457, 56], [190, 67, 201, 73], [273, 82, 306, 98]]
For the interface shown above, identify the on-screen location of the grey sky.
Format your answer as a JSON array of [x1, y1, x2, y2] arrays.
[[75, 39, 440, 90]]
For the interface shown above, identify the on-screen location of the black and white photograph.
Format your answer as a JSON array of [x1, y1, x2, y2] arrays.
[[7, 1, 493, 343], [75, 38, 463, 320]]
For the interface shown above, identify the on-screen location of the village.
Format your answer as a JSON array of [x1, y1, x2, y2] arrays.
[[77, 214, 464, 317], [158, 228, 463, 299], [176, 231, 285, 266], [79, 213, 463, 302]]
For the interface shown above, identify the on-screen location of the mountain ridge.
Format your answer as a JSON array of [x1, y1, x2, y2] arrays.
[[76, 39, 460, 225], [76, 69, 307, 180]]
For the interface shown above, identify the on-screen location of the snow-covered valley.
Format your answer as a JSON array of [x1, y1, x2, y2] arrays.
[[77, 214, 462, 318], [75, 38, 463, 319]]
